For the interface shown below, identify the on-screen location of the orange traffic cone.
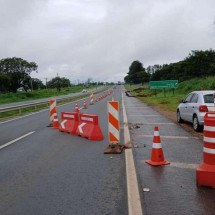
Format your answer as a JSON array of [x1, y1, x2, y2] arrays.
[[83, 100, 87, 109], [75, 103, 79, 113], [145, 126, 170, 166], [52, 114, 59, 129]]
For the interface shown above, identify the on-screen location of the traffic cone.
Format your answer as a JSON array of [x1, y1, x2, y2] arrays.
[[75, 103, 79, 113], [83, 100, 87, 109], [145, 126, 170, 166], [52, 114, 59, 129]]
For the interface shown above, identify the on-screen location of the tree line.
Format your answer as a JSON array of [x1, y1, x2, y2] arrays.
[[124, 49, 215, 84], [0, 57, 101, 93]]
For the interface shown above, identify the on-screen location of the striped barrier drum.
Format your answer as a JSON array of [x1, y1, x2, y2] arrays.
[[108, 101, 120, 143], [196, 112, 215, 187], [49, 99, 57, 126]]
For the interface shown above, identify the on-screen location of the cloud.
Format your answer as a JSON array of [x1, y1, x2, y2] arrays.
[[0, 0, 215, 83]]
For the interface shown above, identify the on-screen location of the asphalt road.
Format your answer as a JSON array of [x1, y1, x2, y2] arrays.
[[0, 86, 128, 215], [2, 85, 214, 215], [124, 93, 215, 215]]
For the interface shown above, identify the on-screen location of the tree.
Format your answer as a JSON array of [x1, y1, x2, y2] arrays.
[[124, 60, 150, 85], [47, 77, 71, 91], [0, 57, 38, 92], [31, 78, 45, 90]]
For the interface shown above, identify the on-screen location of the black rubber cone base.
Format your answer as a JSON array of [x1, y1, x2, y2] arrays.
[[104, 144, 124, 154]]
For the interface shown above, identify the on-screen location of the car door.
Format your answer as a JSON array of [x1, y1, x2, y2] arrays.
[[186, 93, 199, 123], [180, 93, 194, 121]]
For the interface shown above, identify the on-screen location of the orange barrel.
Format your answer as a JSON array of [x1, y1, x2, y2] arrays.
[[196, 112, 215, 187]]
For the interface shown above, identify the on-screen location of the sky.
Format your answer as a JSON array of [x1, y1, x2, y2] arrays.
[[0, 0, 215, 84]]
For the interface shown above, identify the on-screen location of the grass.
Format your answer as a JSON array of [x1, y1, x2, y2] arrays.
[[125, 76, 215, 112], [0, 85, 102, 121], [0, 85, 95, 104]]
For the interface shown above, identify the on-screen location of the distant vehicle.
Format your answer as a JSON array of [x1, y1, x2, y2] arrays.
[[82, 89, 88, 93], [177, 90, 215, 131]]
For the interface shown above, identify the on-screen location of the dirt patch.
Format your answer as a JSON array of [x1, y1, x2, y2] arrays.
[[132, 87, 145, 93]]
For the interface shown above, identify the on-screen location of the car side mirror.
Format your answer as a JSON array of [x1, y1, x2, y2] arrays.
[[179, 99, 184, 103]]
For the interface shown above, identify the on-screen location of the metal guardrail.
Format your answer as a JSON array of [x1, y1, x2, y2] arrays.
[[0, 87, 110, 114]]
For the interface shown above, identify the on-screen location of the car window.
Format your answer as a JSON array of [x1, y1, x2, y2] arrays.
[[204, 94, 215, 103], [184, 94, 193, 103], [190, 93, 198, 103]]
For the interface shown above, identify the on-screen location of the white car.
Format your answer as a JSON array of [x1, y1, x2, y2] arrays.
[[82, 89, 88, 93], [177, 90, 215, 131]]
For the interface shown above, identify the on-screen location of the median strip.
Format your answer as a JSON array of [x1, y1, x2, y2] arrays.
[[0, 131, 35, 150]]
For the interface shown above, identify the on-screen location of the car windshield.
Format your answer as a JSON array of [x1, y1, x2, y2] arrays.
[[203, 94, 214, 103]]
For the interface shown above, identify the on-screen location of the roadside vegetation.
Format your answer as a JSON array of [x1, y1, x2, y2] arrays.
[[125, 76, 215, 113], [124, 49, 215, 114], [0, 85, 95, 104]]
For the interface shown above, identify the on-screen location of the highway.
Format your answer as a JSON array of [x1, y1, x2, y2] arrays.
[[0, 86, 128, 215], [1, 85, 215, 215]]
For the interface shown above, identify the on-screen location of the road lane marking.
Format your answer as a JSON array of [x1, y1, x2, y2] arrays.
[[140, 122, 174, 125], [0, 131, 35, 150], [137, 135, 198, 139], [141, 161, 199, 169], [122, 93, 143, 215], [170, 162, 199, 169]]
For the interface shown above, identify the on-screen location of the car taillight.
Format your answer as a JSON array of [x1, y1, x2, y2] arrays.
[[199, 105, 208, 112]]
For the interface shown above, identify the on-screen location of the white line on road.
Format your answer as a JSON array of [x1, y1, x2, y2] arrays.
[[122, 93, 143, 215], [141, 122, 174, 125], [137, 135, 198, 139], [141, 160, 199, 169], [0, 131, 35, 150]]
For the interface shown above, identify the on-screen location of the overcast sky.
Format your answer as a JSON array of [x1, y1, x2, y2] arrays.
[[0, 0, 215, 83]]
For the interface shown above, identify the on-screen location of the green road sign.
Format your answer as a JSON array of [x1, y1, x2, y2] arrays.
[[149, 80, 178, 89]]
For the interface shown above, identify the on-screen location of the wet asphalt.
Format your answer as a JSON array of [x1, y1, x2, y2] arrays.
[[124, 93, 215, 215], [0, 87, 127, 215]]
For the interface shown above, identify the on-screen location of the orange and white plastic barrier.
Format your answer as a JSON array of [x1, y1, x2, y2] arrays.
[[145, 126, 170, 166], [108, 101, 120, 143], [76, 113, 103, 140], [53, 114, 59, 129], [197, 113, 215, 187], [59, 112, 79, 135], [90, 93, 94, 105], [49, 99, 57, 126]]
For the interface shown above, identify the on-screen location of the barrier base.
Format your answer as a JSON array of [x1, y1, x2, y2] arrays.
[[104, 144, 124, 154], [196, 163, 215, 188], [145, 159, 170, 166]]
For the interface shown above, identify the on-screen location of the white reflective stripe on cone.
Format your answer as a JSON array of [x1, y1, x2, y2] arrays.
[[207, 114, 215, 117], [204, 125, 215, 132], [154, 131, 159, 136], [203, 147, 215, 154], [203, 136, 215, 143], [152, 143, 162, 149]]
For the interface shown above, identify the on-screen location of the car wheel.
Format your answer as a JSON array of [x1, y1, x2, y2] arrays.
[[193, 115, 203, 132], [177, 110, 183, 123]]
